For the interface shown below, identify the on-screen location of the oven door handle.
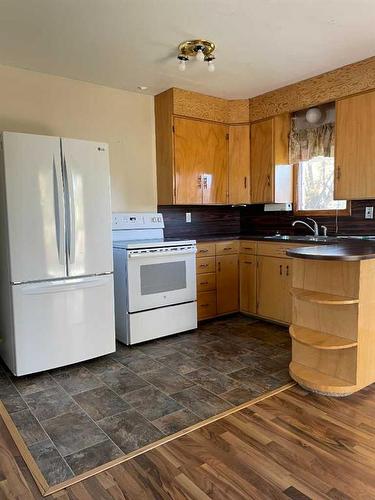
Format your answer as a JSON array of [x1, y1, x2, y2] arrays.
[[128, 249, 196, 259]]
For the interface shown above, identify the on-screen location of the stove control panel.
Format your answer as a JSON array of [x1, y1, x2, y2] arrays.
[[112, 213, 164, 230]]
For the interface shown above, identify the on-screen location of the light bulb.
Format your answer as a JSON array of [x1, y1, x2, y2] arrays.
[[196, 48, 205, 62], [207, 60, 215, 72], [178, 59, 186, 71], [305, 107, 322, 124]]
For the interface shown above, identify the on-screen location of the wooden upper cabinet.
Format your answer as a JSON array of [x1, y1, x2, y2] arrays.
[[335, 90, 375, 200], [251, 118, 273, 203], [174, 118, 228, 204], [173, 117, 204, 204], [155, 88, 248, 206], [201, 121, 229, 204], [250, 113, 292, 204], [228, 125, 250, 204]]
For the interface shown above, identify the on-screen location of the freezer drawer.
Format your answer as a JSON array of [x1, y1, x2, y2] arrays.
[[11, 275, 115, 376]]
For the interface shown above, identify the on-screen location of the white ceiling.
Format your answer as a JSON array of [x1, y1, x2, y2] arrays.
[[0, 0, 374, 99]]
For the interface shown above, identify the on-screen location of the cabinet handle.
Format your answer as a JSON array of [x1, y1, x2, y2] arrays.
[[286, 265, 289, 276], [200, 304, 209, 308], [200, 281, 209, 285], [244, 261, 252, 264], [223, 247, 232, 251], [279, 264, 282, 275], [267, 175, 271, 186], [200, 264, 209, 268], [244, 176, 247, 189], [203, 176, 208, 189], [336, 166, 341, 180], [198, 175, 202, 188], [198, 249, 208, 254], [218, 261, 221, 272]]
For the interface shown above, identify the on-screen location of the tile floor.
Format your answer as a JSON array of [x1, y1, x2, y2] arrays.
[[0, 315, 292, 486]]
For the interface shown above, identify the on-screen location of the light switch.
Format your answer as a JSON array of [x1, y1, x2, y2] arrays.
[[185, 212, 191, 223]]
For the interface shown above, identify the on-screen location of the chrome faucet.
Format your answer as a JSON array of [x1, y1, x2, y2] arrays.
[[292, 217, 319, 236]]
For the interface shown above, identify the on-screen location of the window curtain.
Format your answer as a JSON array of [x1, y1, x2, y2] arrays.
[[289, 122, 335, 164]]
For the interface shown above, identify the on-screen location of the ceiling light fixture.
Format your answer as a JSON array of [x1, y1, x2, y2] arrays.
[[177, 39, 216, 72]]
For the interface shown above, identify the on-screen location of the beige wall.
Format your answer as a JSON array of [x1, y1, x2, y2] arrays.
[[0, 64, 156, 212]]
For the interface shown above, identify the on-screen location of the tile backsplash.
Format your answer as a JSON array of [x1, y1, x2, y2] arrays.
[[160, 201, 375, 239]]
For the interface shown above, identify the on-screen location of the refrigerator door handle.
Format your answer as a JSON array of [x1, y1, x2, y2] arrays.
[[64, 156, 76, 264], [53, 156, 65, 266], [21, 276, 109, 294]]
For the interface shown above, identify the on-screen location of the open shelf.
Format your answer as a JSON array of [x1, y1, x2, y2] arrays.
[[290, 325, 358, 350], [289, 361, 357, 395], [290, 287, 359, 305]]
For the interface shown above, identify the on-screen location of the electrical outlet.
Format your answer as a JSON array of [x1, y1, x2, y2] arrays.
[[185, 212, 191, 223], [365, 206, 374, 219]]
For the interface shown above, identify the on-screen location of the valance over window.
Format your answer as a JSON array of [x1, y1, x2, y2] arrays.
[[289, 122, 335, 164]]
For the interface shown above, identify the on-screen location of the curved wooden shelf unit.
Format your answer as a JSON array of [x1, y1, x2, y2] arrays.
[[290, 287, 359, 305], [289, 361, 357, 396], [289, 325, 358, 350]]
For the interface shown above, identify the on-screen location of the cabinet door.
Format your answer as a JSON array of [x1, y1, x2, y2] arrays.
[[216, 254, 239, 314], [250, 118, 273, 203], [202, 122, 229, 204], [335, 91, 375, 200], [239, 255, 256, 314], [174, 117, 204, 204], [283, 260, 292, 324], [228, 125, 250, 204], [257, 256, 291, 323]]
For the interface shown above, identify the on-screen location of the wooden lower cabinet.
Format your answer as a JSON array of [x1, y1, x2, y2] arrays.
[[197, 291, 217, 320], [196, 240, 296, 323], [216, 254, 239, 314], [256, 256, 292, 323], [239, 254, 257, 314]]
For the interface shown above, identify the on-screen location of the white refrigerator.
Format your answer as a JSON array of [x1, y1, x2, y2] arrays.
[[0, 132, 115, 376]]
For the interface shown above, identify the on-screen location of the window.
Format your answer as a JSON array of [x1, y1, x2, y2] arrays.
[[295, 156, 349, 215]]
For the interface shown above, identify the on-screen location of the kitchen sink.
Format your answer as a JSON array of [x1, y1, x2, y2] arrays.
[[264, 235, 330, 242]]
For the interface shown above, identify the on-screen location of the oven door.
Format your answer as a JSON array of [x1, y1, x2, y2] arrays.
[[126, 246, 197, 313]]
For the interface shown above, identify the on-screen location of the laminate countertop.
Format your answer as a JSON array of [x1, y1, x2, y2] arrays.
[[286, 242, 375, 261]]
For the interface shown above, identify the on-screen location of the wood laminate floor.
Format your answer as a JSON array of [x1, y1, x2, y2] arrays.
[[2, 383, 375, 499]]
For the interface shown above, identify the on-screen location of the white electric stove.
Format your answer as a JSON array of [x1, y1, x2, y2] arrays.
[[112, 213, 197, 345]]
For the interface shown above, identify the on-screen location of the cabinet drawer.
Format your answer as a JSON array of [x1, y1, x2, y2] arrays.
[[196, 256, 215, 274], [196, 242, 215, 257], [197, 273, 216, 292], [197, 291, 217, 320], [239, 254, 256, 265], [215, 240, 239, 255], [257, 242, 303, 258], [240, 241, 257, 255]]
